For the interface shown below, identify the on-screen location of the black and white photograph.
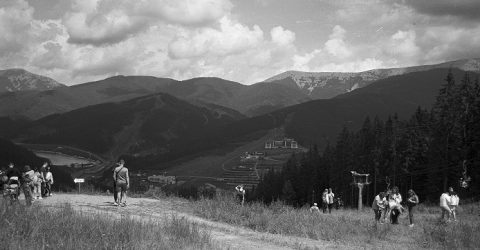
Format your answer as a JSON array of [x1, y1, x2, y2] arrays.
[[1, 0, 479, 249]]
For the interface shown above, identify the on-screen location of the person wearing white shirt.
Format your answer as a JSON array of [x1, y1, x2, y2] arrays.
[[440, 189, 452, 222], [235, 185, 246, 206], [310, 203, 320, 213], [449, 187, 459, 221], [389, 186, 403, 224], [326, 188, 335, 213], [372, 192, 386, 223]]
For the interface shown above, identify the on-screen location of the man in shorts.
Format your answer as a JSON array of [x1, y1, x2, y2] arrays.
[[113, 159, 129, 207]]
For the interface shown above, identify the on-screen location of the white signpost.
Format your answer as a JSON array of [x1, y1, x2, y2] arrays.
[[74, 178, 85, 193]]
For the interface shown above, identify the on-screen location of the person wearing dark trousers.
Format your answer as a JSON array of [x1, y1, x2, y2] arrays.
[[407, 189, 419, 227], [112, 165, 118, 203], [372, 192, 386, 223], [322, 189, 328, 213], [22, 165, 35, 206], [327, 188, 335, 213]]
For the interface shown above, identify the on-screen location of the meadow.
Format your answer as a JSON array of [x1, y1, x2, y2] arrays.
[[0, 199, 215, 250], [192, 192, 480, 249]]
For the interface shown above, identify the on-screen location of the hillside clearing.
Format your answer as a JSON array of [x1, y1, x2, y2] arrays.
[[37, 194, 352, 249]]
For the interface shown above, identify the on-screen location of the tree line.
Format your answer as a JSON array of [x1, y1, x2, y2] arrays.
[[252, 71, 480, 207]]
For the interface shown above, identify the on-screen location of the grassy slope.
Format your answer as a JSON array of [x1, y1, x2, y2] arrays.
[[0, 200, 215, 250], [192, 193, 480, 249]]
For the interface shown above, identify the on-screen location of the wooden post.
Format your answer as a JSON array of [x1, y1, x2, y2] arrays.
[[357, 184, 364, 210], [351, 171, 371, 211]]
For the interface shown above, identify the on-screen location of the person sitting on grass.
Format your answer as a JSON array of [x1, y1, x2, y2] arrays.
[[440, 189, 452, 222], [372, 192, 386, 223], [449, 188, 459, 221], [310, 203, 320, 213], [406, 189, 419, 227], [113, 159, 129, 207]]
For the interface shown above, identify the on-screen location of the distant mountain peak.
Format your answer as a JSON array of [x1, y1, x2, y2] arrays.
[[0, 68, 64, 93], [264, 58, 480, 99]]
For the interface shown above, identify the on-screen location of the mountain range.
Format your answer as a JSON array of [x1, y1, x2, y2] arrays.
[[1, 59, 479, 172], [264, 58, 480, 99], [2, 67, 476, 171], [1, 58, 479, 120]]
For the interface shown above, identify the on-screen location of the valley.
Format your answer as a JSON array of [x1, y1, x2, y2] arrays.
[[1, 59, 479, 195]]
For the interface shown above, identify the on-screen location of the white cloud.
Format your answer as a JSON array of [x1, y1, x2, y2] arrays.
[[139, 0, 233, 26], [168, 16, 264, 59], [63, 0, 233, 46], [2, 0, 480, 86], [270, 26, 295, 47], [389, 30, 420, 58], [324, 25, 352, 59]]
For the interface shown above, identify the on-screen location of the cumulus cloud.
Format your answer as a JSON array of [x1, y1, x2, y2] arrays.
[[389, 30, 421, 59], [3, 0, 480, 86], [0, 0, 34, 57], [270, 26, 295, 47], [140, 0, 233, 26], [64, 0, 233, 46], [324, 25, 352, 59], [168, 17, 264, 59]]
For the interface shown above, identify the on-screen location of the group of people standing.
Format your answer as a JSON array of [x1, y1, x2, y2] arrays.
[[440, 187, 460, 222], [372, 186, 418, 226], [373, 186, 460, 227], [1, 162, 54, 205], [310, 188, 336, 214]]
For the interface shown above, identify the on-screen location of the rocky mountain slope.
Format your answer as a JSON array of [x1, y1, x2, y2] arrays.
[[264, 58, 480, 99], [0, 69, 64, 92]]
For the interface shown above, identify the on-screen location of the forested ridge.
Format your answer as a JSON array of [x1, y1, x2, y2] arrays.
[[254, 71, 480, 206]]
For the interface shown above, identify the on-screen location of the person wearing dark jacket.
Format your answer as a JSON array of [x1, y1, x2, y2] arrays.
[[22, 165, 35, 206], [6, 163, 21, 179]]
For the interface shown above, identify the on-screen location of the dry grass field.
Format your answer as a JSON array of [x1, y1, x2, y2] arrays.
[[193, 193, 480, 249]]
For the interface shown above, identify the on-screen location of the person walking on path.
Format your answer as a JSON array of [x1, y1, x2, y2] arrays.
[[327, 188, 335, 214], [406, 189, 419, 227], [40, 162, 48, 197], [22, 165, 35, 206], [113, 159, 129, 207], [440, 189, 452, 222], [44, 166, 54, 197], [372, 192, 386, 223], [310, 203, 320, 213], [322, 189, 328, 213], [33, 168, 43, 199], [112, 164, 118, 203]]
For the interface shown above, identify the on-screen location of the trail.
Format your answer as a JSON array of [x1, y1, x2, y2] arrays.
[[40, 194, 350, 250]]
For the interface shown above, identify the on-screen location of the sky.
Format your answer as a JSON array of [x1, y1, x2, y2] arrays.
[[1, 0, 480, 85]]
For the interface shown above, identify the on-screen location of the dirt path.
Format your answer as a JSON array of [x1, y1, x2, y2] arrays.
[[39, 194, 349, 250]]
